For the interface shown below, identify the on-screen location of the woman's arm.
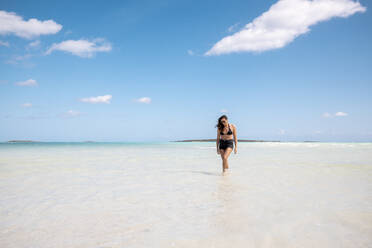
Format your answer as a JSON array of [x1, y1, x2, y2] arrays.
[[216, 128, 220, 153], [233, 124, 238, 153]]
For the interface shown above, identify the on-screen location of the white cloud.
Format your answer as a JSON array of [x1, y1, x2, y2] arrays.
[[45, 38, 112, 58], [135, 97, 151, 104], [227, 22, 240, 33], [58, 110, 81, 118], [28, 40, 40, 48], [5, 53, 32, 65], [335, 111, 348, 116], [322, 111, 348, 118], [0, 10, 62, 39], [80, 94, 112, 104], [66, 110, 81, 117], [187, 49, 194, 55], [21, 102, 32, 107], [278, 129, 286, 135], [205, 0, 366, 56], [15, 79, 38, 86], [0, 40, 9, 47]]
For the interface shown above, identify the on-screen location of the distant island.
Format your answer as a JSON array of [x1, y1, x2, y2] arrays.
[[5, 139, 320, 143], [173, 139, 280, 142], [172, 139, 319, 142], [7, 140, 41, 143]]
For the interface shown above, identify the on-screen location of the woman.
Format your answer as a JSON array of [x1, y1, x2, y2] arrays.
[[216, 115, 237, 173]]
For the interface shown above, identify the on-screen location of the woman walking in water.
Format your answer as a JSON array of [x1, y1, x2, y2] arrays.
[[216, 115, 237, 173]]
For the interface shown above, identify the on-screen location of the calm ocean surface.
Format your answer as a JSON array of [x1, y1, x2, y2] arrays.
[[1, 142, 371, 248]]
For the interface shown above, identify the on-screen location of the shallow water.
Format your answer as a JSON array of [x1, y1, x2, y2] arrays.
[[0, 142, 371, 248]]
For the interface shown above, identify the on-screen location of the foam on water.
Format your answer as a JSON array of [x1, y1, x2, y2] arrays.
[[0, 142, 371, 248]]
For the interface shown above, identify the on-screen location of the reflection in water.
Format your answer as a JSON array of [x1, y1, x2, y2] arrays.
[[217, 173, 234, 205], [206, 172, 260, 247], [212, 174, 242, 246]]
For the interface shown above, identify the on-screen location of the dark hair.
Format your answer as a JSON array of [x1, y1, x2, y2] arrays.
[[215, 115, 228, 132]]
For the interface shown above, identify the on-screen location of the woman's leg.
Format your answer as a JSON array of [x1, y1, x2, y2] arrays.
[[220, 149, 226, 172], [223, 147, 233, 169]]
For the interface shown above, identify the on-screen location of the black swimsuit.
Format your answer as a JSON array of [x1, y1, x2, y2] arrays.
[[219, 124, 234, 150]]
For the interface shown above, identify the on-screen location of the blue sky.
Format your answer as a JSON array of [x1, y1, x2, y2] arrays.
[[0, 0, 371, 142]]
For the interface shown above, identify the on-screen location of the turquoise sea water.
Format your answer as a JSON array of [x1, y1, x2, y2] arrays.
[[1, 142, 371, 248]]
